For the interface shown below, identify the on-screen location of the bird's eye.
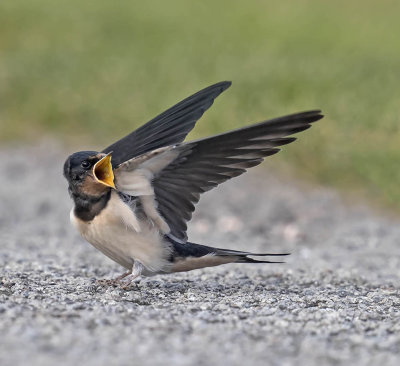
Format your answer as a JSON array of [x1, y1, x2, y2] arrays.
[[81, 160, 91, 169]]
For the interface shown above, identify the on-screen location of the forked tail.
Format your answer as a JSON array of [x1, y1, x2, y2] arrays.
[[168, 238, 290, 272]]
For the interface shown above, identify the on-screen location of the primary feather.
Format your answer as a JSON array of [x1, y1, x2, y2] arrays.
[[102, 81, 232, 166], [152, 110, 323, 241]]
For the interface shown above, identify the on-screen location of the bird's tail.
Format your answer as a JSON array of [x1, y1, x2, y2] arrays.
[[211, 246, 290, 264], [168, 239, 289, 272]]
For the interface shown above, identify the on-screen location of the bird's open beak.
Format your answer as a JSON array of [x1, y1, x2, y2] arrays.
[[93, 152, 115, 188]]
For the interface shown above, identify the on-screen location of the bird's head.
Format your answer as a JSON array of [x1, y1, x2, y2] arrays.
[[63, 151, 115, 197]]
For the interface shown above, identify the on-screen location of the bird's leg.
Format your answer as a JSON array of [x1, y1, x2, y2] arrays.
[[114, 270, 133, 281], [120, 261, 144, 289]]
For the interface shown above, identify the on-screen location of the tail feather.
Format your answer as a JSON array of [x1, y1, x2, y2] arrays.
[[169, 238, 290, 266], [214, 248, 290, 257], [235, 257, 286, 264], [215, 248, 289, 264]]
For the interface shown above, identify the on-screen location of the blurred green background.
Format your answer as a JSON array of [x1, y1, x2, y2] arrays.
[[1, 0, 399, 210]]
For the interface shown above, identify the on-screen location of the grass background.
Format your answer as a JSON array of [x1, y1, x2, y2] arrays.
[[1, 0, 399, 210]]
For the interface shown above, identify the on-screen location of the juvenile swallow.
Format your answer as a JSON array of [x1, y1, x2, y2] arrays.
[[63, 81, 323, 285]]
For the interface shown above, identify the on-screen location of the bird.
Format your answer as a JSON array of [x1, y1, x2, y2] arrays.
[[63, 81, 323, 285]]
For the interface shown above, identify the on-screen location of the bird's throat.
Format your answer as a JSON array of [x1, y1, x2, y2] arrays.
[[71, 189, 111, 221]]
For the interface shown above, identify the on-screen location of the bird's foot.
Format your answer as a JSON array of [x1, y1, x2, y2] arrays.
[[95, 262, 144, 289], [120, 274, 142, 290], [96, 270, 132, 287], [119, 261, 144, 290]]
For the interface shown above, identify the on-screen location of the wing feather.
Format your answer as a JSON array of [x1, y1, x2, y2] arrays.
[[103, 81, 232, 165], [152, 110, 323, 242]]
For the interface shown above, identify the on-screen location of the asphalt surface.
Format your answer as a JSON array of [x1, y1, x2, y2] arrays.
[[0, 143, 399, 366]]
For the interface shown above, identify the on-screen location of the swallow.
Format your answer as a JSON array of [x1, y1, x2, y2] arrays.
[[63, 81, 323, 285]]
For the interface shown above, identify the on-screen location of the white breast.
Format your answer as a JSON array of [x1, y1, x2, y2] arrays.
[[70, 191, 171, 273]]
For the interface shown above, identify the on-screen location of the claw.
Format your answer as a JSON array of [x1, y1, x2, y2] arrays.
[[96, 278, 118, 286], [95, 270, 132, 287], [94, 262, 144, 289]]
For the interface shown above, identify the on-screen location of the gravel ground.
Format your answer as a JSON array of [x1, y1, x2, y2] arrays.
[[0, 143, 399, 366]]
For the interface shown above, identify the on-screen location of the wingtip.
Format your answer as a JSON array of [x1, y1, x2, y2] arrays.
[[314, 109, 324, 120], [298, 110, 324, 123], [310, 110, 324, 121], [215, 80, 232, 91]]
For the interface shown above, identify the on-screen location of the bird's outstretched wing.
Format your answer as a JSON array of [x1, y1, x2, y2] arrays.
[[102, 81, 232, 166], [115, 110, 323, 242]]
